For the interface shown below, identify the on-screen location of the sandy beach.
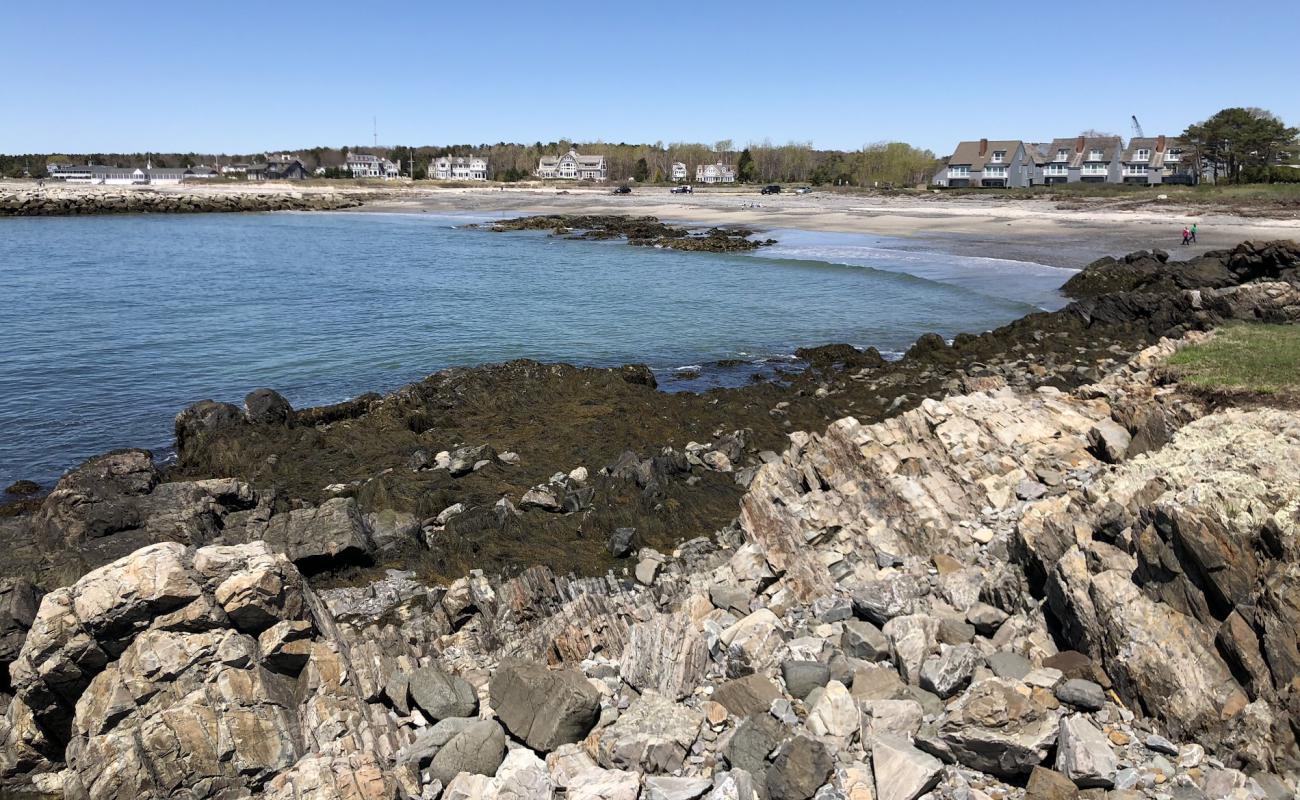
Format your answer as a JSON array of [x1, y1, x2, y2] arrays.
[[6, 179, 1300, 267], [363, 185, 1300, 268]]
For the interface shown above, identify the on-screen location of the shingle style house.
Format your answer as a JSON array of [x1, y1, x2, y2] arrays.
[[1119, 136, 1195, 185], [432, 156, 489, 180], [937, 139, 1038, 188], [695, 162, 736, 183], [1042, 136, 1124, 184], [536, 148, 607, 180]]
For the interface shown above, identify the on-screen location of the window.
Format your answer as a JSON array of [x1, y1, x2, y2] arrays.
[[1088, 149, 1104, 161], [1055, 149, 1069, 162], [991, 151, 1006, 163], [1135, 149, 1150, 161], [948, 165, 970, 177], [1166, 149, 1182, 162]]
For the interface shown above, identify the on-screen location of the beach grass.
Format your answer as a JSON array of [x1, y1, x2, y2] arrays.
[[1166, 324, 1300, 394]]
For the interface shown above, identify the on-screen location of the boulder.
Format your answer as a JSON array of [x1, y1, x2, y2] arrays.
[[722, 714, 787, 791], [852, 576, 928, 626], [862, 698, 924, 741], [1056, 715, 1117, 788], [644, 775, 713, 800], [918, 644, 978, 698], [428, 719, 507, 786], [937, 678, 1060, 778], [256, 497, 373, 567], [781, 660, 831, 699], [1025, 766, 1080, 800], [872, 735, 942, 800], [841, 619, 890, 662], [489, 661, 601, 752], [567, 768, 642, 800], [882, 615, 939, 685], [766, 734, 832, 800], [408, 666, 479, 721], [806, 680, 858, 739], [1087, 420, 1131, 464], [488, 747, 554, 798], [1054, 679, 1105, 712], [243, 388, 294, 425], [712, 674, 782, 718], [596, 689, 703, 774], [607, 527, 637, 558]]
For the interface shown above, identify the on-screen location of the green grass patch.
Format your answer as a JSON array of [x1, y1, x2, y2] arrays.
[[1166, 324, 1300, 393]]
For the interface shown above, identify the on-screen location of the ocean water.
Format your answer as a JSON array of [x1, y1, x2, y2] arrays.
[[0, 211, 1073, 488]]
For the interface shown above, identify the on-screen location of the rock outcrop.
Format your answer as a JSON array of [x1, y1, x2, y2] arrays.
[[4, 243, 1300, 798]]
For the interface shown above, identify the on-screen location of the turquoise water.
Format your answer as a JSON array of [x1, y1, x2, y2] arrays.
[[0, 211, 1072, 488]]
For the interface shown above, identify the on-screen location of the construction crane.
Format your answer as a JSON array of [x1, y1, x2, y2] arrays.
[[1131, 116, 1145, 139]]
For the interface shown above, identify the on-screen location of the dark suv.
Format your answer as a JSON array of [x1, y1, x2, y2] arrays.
[[611, 185, 631, 194], [760, 184, 781, 195]]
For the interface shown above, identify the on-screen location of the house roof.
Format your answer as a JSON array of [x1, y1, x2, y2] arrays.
[[946, 140, 1023, 170], [1045, 136, 1123, 167], [540, 150, 604, 168], [1121, 136, 1186, 167]]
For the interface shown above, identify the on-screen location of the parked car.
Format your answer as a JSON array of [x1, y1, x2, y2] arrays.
[[794, 186, 813, 194], [611, 185, 631, 194], [760, 185, 781, 195], [670, 185, 693, 194]]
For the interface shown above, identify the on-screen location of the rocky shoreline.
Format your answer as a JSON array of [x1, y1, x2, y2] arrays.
[[1, 240, 1299, 798], [0, 188, 365, 216]]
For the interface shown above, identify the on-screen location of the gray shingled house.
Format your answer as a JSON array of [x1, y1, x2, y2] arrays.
[[934, 139, 1038, 188], [1119, 136, 1197, 185], [1041, 136, 1124, 184]]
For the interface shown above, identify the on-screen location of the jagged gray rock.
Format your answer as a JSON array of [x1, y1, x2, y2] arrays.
[[1056, 715, 1118, 788], [766, 734, 832, 800], [872, 735, 942, 800], [596, 690, 703, 774]]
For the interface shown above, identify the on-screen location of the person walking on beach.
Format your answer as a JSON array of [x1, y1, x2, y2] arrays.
[[1190, 223, 1198, 244], [1182, 226, 1191, 246]]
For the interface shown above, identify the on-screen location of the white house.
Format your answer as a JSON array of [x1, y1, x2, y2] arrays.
[[432, 156, 489, 180], [346, 153, 402, 179], [695, 162, 736, 184], [47, 163, 217, 185], [670, 161, 688, 181], [536, 148, 607, 180]]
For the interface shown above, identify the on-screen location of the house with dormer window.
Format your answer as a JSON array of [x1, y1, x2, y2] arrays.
[[1040, 136, 1123, 184], [1120, 136, 1197, 185], [933, 139, 1038, 188], [536, 148, 607, 180]]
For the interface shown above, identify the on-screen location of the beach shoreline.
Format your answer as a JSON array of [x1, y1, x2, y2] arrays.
[[360, 185, 1300, 268], [5, 179, 1300, 267]]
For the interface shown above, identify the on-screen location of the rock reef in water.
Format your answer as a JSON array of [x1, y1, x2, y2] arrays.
[[0, 241, 1299, 797], [484, 214, 777, 252]]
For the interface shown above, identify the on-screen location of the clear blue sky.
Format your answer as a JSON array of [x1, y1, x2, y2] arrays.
[[6, 0, 1298, 156]]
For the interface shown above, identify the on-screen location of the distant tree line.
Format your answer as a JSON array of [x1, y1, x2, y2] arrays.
[[0, 140, 941, 187]]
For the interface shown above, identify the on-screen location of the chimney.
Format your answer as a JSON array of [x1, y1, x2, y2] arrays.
[[1156, 135, 1166, 152], [978, 138, 988, 157], [1075, 136, 1085, 153]]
